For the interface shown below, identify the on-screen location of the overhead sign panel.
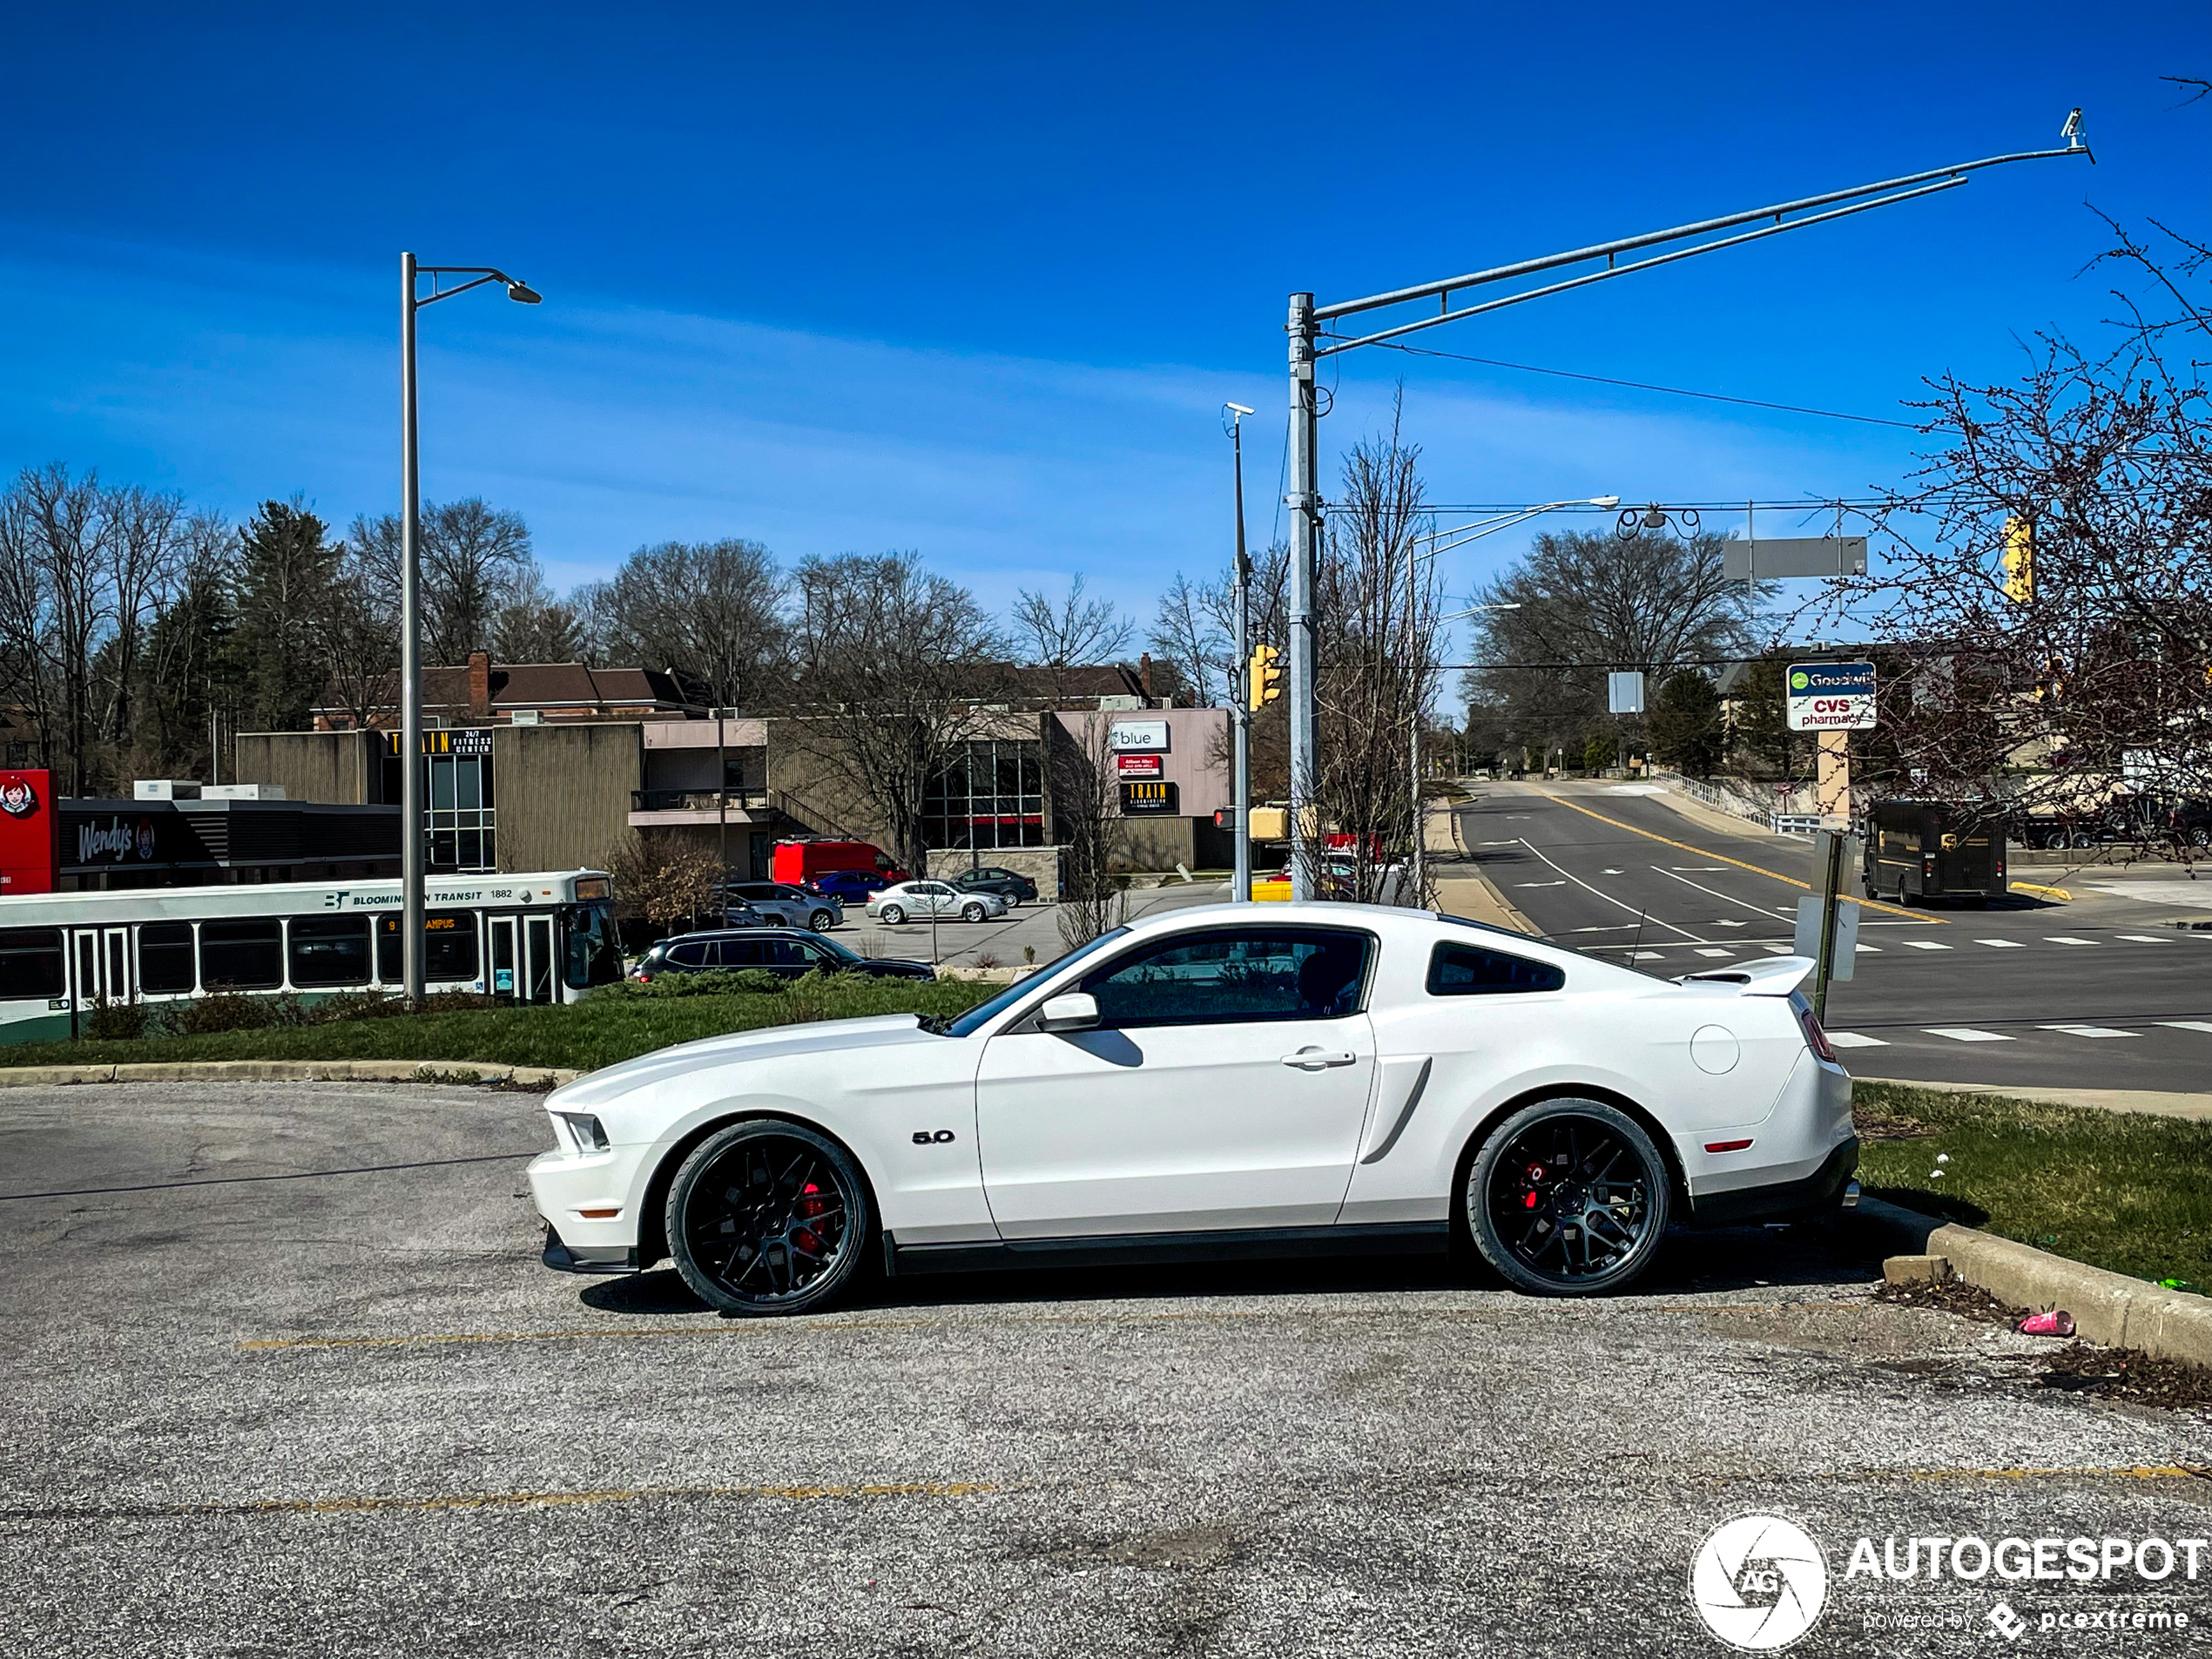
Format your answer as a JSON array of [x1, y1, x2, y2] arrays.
[[1606, 671, 1646, 715], [1786, 661, 1877, 732], [1725, 537, 1869, 580]]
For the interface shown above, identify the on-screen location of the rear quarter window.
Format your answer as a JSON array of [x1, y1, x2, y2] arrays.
[[1426, 941, 1566, 996]]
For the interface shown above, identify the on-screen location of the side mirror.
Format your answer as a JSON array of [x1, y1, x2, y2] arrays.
[[1036, 991, 1100, 1034]]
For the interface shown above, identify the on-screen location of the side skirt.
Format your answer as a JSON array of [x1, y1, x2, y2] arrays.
[[884, 1221, 1451, 1278]]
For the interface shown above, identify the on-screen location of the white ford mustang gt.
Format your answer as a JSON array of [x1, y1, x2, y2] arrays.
[[529, 903, 1856, 1313]]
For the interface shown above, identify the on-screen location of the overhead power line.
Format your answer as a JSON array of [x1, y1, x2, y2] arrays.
[[1349, 338, 1927, 431]]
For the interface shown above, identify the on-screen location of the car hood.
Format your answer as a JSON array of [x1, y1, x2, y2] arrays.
[[549, 1014, 937, 1109]]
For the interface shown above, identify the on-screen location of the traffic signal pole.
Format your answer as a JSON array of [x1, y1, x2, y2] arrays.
[[1282, 130, 2090, 898], [1230, 408, 1253, 903]]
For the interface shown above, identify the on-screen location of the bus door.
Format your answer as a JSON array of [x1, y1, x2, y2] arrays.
[[523, 914, 556, 1003], [487, 915, 519, 999], [71, 927, 131, 1006]]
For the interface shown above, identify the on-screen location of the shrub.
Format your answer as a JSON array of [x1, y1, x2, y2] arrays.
[[310, 988, 407, 1024], [160, 992, 279, 1036], [84, 998, 148, 1041]]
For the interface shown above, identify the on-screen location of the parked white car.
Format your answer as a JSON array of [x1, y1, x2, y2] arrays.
[[865, 880, 1008, 925], [529, 903, 1855, 1315]]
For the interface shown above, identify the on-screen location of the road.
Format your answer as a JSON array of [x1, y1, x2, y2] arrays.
[[6, 1082, 2211, 1656], [1452, 782, 2212, 1094]]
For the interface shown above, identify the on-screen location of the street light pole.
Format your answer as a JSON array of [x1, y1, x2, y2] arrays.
[[1285, 127, 2090, 890], [399, 254, 542, 1006], [1226, 401, 1255, 902]]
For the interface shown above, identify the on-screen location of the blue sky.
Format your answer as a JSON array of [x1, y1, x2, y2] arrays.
[[2, 3, 2204, 649]]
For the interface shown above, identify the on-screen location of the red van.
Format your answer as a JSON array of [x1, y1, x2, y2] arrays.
[[769, 839, 907, 888]]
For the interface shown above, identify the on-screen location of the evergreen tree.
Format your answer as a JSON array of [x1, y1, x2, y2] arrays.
[[1648, 670, 1725, 778], [234, 499, 340, 731]]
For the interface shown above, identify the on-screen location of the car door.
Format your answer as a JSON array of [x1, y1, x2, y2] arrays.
[[915, 881, 954, 916], [974, 923, 1379, 1238]]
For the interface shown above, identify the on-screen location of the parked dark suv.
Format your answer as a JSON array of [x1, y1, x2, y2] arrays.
[[632, 928, 934, 983]]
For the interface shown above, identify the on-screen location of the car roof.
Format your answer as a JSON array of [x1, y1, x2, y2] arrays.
[[1103, 900, 1631, 979]]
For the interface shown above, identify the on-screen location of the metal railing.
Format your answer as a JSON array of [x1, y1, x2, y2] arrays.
[[631, 787, 769, 813]]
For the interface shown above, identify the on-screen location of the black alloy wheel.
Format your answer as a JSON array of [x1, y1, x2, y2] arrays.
[[666, 1121, 871, 1316], [1465, 1099, 1669, 1297]]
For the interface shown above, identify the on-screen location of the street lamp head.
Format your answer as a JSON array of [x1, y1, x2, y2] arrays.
[[1225, 401, 1255, 416], [1590, 496, 1621, 509], [506, 281, 543, 305]]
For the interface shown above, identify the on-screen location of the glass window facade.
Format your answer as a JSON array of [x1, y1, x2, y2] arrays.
[[923, 740, 1044, 850], [425, 754, 496, 872]]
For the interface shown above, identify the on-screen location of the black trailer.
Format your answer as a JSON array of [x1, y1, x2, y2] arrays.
[[1863, 800, 2007, 907]]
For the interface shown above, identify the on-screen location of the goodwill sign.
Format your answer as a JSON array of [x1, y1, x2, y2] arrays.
[[1785, 661, 1877, 732]]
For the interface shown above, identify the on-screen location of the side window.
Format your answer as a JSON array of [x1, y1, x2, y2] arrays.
[[718, 939, 766, 968], [288, 916, 372, 988], [138, 922, 196, 994], [762, 939, 813, 967], [200, 920, 283, 990], [0, 927, 64, 999], [1080, 927, 1373, 1028], [667, 941, 710, 968], [375, 913, 482, 982], [1426, 941, 1566, 996]]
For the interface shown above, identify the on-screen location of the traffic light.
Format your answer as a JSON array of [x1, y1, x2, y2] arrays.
[[1249, 644, 1284, 711], [2002, 515, 2034, 604]]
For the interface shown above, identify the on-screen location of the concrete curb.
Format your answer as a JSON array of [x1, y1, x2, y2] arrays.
[[1858, 1076, 2212, 1123], [0, 1059, 581, 1089], [1846, 1196, 2212, 1368]]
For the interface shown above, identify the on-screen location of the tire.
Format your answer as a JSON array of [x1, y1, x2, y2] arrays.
[[665, 1120, 871, 1317], [961, 902, 987, 923], [1464, 1097, 1670, 1297], [879, 904, 906, 926], [809, 909, 835, 932]]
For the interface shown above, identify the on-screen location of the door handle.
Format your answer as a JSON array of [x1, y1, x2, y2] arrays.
[[1281, 1048, 1358, 1070]]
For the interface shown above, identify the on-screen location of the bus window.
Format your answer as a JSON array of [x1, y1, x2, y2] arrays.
[[376, 913, 481, 985], [139, 922, 195, 994], [200, 920, 283, 991], [289, 916, 372, 988], [0, 927, 63, 1000], [561, 903, 623, 989]]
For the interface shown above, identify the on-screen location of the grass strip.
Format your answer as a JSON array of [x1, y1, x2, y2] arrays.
[[1855, 1079, 2212, 1288], [0, 978, 997, 1076]]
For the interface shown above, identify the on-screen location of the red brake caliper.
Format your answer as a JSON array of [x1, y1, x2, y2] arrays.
[[793, 1180, 826, 1251], [1522, 1161, 1547, 1210]]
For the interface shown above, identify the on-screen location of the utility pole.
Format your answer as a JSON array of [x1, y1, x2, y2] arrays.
[[1285, 293, 1320, 899], [1282, 126, 2090, 898], [1226, 402, 1255, 902]]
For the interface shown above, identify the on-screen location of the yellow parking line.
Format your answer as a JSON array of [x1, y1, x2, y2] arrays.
[[2009, 879, 2072, 901], [1534, 792, 1943, 924], [1900, 1466, 2207, 1482]]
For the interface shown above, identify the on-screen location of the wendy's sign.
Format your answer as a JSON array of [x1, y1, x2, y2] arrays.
[[0, 769, 57, 895]]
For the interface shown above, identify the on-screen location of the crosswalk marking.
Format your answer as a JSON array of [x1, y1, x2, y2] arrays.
[[1974, 938, 2025, 948], [1826, 1031, 1889, 1048], [2158, 1021, 2212, 1035], [1693, 948, 1734, 958], [1854, 943, 1881, 953], [1901, 941, 1952, 951], [1632, 951, 1665, 961], [2114, 934, 2175, 944], [2038, 1024, 2140, 1039], [1760, 944, 1791, 954], [2046, 936, 2099, 946], [1925, 1027, 2013, 1042]]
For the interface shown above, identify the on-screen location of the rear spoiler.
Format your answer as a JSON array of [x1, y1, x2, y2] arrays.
[[1679, 955, 1814, 996]]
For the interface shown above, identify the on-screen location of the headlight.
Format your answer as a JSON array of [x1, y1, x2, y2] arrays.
[[555, 1110, 610, 1154]]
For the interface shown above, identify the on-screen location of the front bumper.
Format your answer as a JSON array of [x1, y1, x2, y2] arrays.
[[543, 1223, 637, 1275], [527, 1143, 648, 1269]]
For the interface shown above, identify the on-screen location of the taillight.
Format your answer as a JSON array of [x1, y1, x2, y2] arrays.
[[1797, 1003, 1838, 1063]]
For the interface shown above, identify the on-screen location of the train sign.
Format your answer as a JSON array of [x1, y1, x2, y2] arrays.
[[1785, 661, 1877, 732]]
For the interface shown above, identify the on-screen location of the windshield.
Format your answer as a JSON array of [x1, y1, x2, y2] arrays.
[[811, 934, 862, 964], [930, 927, 1132, 1037]]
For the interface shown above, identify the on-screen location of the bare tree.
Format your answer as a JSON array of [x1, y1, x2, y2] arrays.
[[1051, 713, 1130, 947], [0, 464, 116, 792], [1146, 572, 1225, 706], [1010, 574, 1132, 702], [490, 566, 586, 663], [585, 538, 783, 705], [600, 830, 727, 935], [784, 553, 1008, 877]]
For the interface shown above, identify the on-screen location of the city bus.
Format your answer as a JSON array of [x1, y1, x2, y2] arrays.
[[0, 870, 622, 1046]]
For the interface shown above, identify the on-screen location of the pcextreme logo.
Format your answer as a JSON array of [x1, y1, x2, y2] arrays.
[[1689, 1514, 1829, 1651]]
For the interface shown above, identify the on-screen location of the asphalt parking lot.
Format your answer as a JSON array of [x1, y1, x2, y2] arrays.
[[6, 1082, 2211, 1657]]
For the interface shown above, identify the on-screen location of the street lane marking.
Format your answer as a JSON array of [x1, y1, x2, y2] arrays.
[[1854, 944, 1881, 953], [1649, 865, 1795, 922], [1710, 920, 1746, 927], [1925, 1028, 2013, 1042], [2046, 936, 2099, 946], [0, 1480, 1002, 1524], [1672, 866, 1728, 871], [2039, 1024, 2141, 1039], [1511, 839, 1705, 941], [2160, 1022, 2212, 1034], [1530, 791, 1942, 921], [1633, 951, 1666, 960], [2114, 934, 2175, 944], [1974, 939, 2025, 948], [1760, 944, 1791, 954], [1514, 880, 1567, 887], [1600, 867, 1625, 873], [1827, 1032, 1889, 1048], [1901, 941, 1952, 951], [1693, 948, 1735, 958]]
